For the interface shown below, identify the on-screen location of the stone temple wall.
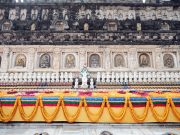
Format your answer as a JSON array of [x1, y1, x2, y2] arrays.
[[0, 3, 179, 75], [0, 45, 179, 74]]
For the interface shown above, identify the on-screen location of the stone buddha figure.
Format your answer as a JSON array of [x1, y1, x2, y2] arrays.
[[15, 55, 26, 68], [163, 54, 174, 68], [89, 54, 100, 68], [65, 54, 75, 68], [39, 54, 51, 68], [139, 53, 150, 67]]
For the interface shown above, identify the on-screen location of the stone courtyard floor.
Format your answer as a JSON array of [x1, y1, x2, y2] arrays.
[[0, 123, 179, 135]]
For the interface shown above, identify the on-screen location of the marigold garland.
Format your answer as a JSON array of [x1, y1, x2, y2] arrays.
[[0, 97, 18, 122], [18, 97, 39, 121], [150, 97, 170, 122], [170, 98, 180, 120], [61, 97, 83, 123], [84, 97, 105, 122], [106, 97, 127, 122], [40, 96, 61, 123], [129, 97, 149, 123]]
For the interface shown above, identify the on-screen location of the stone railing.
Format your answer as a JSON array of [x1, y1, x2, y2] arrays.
[[0, 72, 74, 83], [0, 71, 179, 85], [96, 71, 180, 84]]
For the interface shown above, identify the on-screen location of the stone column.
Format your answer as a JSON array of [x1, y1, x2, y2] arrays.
[[53, 49, 60, 72], [1, 47, 10, 72], [79, 48, 86, 69], [104, 48, 111, 71], [128, 47, 137, 70], [154, 48, 162, 69], [27, 48, 35, 72]]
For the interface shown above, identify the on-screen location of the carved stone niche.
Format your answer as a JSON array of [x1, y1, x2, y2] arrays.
[[1, 21, 12, 31], [11, 53, 27, 69], [0, 9, 5, 20], [88, 52, 103, 68], [37, 53, 52, 68], [14, 54, 26, 68], [161, 22, 170, 30], [104, 21, 117, 31], [138, 52, 152, 68], [112, 52, 127, 68], [62, 52, 78, 69], [163, 53, 176, 68]]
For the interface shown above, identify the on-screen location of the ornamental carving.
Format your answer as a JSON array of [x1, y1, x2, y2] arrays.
[[114, 54, 125, 68], [2, 21, 12, 31], [89, 54, 101, 68], [0, 9, 5, 20], [15, 54, 26, 67], [65, 54, 76, 68], [39, 53, 51, 68], [20, 9, 27, 21], [163, 54, 175, 68], [139, 53, 151, 67]]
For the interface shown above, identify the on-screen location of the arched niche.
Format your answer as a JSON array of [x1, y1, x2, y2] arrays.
[[2, 21, 12, 31], [89, 54, 101, 68], [65, 54, 76, 68], [114, 54, 125, 68], [39, 53, 51, 68], [139, 53, 151, 67], [15, 54, 26, 68], [163, 53, 175, 68]]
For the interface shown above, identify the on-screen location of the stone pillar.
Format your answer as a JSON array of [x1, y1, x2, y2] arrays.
[[154, 48, 162, 69], [1, 47, 10, 72], [27, 48, 35, 72], [104, 48, 111, 71], [79, 48, 86, 69], [128, 48, 137, 70], [53, 49, 60, 71]]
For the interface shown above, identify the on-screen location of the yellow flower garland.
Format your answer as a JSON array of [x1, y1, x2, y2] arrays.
[[84, 97, 105, 122], [61, 97, 83, 123], [18, 97, 39, 121], [150, 97, 170, 122], [129, 97, 149, 123], [170, 98, 180, 120], [106, 97, 127, 122], [40, 96, 61, 123], [0, 97, 18, 122]]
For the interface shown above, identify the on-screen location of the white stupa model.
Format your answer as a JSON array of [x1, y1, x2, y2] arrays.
[[80, 65, 89, 89]]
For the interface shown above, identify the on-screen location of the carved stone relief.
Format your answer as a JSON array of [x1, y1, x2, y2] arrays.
[[65, 54, 76, 68], [0, 9, 5, 20], [2, 21, 12, 31], [139, 53, 151, 67], [20, 9, 27, 21], [163, 54, 175, 68], [84, 23, 89, 31], [114, 54, 125, 68], [31, 9, 38, 20], [39, 53, 51, 68], [9, 9, 17, 21], [89, 54, 101, 68], [15, 54, 26, 68], [41, 9, 49, 20]]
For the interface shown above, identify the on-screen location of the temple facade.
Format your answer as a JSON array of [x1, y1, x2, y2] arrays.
[[0, 1, 179, 84]]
